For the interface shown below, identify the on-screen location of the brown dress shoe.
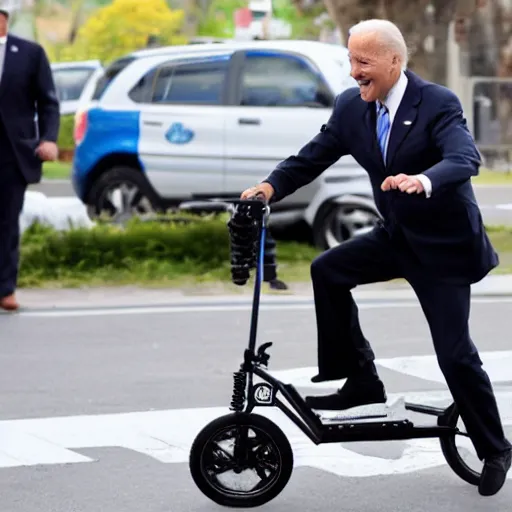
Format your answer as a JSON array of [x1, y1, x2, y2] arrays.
[[0, 294, 19, 311]]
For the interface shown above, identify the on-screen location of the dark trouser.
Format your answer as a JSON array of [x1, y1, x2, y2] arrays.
[[0, 162, 27, 298], [310, 225, 511, 460], [263, 232, 277, 282]]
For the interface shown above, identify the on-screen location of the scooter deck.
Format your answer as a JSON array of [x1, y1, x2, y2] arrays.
[[316, 397, 409, 424]]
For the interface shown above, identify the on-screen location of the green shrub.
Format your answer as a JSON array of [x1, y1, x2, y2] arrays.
[[57, 114, 75, 152], [21, 217, 228, 271], [16, 218, 512, 289], [18, 216, 321, 287]]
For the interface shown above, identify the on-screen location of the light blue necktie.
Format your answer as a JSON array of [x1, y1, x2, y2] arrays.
[[376, 101, 390, 163]]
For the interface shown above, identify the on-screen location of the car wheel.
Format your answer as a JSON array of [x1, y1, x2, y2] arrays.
[[312, 197, 381, 250], [86, 166, 161, 223]]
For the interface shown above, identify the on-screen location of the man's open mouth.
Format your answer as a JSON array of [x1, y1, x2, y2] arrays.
[[358, 80, 372, 87]]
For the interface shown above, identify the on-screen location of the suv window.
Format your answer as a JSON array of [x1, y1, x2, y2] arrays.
[[240, 52, 334, 108], [52, 67, 95, 102], [92, 56, 135, 100], [129, 57, 228, 105]]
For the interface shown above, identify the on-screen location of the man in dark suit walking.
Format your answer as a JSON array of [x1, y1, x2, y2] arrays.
[[241, 19, 511, 496], [0, 5, 60, 311]]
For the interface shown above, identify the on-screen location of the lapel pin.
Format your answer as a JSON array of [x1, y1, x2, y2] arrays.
[[403, 120, 412, 125], [10, 45, 18, 52]]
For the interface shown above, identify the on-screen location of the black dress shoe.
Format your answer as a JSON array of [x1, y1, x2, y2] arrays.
[[268, 279, 288, 290], [305, 377, 387, 411], [479, 448, 511, 496]]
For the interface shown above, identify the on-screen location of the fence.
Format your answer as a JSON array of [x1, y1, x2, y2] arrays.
[[456, 76, 512, 171]]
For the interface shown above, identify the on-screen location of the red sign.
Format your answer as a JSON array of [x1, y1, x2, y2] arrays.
[[234, 8, 252, 28]]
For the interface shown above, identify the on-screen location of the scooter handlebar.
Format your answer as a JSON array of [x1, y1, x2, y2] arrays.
[[179, 196, 269, 215]]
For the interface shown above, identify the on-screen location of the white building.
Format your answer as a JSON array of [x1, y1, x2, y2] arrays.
[[0, 0, 25, 13]]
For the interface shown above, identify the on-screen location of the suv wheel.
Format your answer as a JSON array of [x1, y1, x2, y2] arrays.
[[312, 198, 380, 250], [86, 166, 161, 222]]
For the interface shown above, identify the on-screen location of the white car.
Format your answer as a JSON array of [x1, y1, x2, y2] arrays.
[[71, 40, 378, 248], [51, 60, 104, 116]]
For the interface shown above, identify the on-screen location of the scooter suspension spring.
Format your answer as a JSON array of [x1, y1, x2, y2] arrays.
[[230, 370, 246, 412]]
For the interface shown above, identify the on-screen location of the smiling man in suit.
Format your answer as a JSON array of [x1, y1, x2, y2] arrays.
[[0, 5, 60, 311], [241, 19, 511, 496]]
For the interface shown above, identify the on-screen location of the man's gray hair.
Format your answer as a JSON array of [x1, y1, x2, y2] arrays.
[[348, 19, 408, 69]]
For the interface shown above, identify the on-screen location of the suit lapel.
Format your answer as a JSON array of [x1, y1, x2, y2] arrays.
[[385, 71, 421, 169], [0, 35, 17, 100]]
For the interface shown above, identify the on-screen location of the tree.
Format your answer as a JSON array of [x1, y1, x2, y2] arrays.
[[195, 0, 246, 38], [318, 0, 482, 85], [59, 0, 187, 64]]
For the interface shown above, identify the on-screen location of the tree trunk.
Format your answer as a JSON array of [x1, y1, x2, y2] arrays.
[[68, 0, 86, 44]]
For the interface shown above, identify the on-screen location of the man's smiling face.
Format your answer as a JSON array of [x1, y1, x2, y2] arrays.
[[348, 31, 401, 103]]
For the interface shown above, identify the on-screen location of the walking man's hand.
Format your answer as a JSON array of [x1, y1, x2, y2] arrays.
[[36, 141, 58, 162]]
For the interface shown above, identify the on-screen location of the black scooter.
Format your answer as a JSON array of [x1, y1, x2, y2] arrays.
[[188, 196, 481, 508]]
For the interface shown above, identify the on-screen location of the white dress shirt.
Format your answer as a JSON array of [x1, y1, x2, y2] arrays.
[[0, 35, 6, 84], [379, 71, 432, 198]]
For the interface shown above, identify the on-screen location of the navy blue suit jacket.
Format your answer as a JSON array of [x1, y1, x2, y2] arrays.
[[0, 34, 60, 184], [264, 70, 498, 284]]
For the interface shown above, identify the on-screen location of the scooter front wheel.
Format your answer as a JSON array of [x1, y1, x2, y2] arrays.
[[189, 412, 294, 508]]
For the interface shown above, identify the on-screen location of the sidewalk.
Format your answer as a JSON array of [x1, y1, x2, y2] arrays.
[[14, 273, 512, 310]]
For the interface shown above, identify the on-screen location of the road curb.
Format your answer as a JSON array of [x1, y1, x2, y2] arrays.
[[12, 280, 512, 312]]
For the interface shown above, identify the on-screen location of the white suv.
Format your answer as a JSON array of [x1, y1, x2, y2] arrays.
[[71, 40, 378, 248]]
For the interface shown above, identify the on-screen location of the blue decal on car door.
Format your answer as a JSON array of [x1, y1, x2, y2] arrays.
[[165, 123, 195, 144]]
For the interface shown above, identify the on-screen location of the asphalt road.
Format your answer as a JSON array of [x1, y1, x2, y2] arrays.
[[29, 180, 512, 225], [30, 180, 75, 198], [476, 185, 512, 225], [1, 292, 511, 511]]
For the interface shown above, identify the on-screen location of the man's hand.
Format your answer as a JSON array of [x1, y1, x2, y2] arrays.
[[240, 182, 275, 202], [381, 173, 425, 194], [35, 141, 58, 162]]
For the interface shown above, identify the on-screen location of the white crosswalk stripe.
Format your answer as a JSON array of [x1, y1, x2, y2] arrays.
[[0, 351, 511, 479]]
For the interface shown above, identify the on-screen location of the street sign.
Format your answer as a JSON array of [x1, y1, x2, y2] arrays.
[[234, 7, 252, 28]]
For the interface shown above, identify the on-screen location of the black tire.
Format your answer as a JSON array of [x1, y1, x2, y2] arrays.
[[439, 403, 481, 486], [189, 412, 294, 508], [86, 166, 161, 221]]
